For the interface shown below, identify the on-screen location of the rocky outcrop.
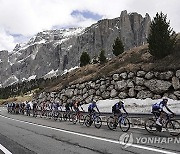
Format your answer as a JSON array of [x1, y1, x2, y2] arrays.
[[37, 69, 180, 103], [0, 10, 151, 87]]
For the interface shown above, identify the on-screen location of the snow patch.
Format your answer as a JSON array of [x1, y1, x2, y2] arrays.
[[28, 75, 36, 81], [82, 98, 180, 114], [44, 69, 58, 79], [62, 66, 79, 75]]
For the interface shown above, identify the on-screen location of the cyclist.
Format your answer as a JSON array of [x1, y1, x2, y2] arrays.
[[65, 102, 71, 112], [88, 100, 100, 114], [32, 101, 38, 117], [73, 100, 84, 112], [152, 98, 174, 126], [112, 100, 128, 128], [26, 101, 31, 116], [88, 100, 100, 124]]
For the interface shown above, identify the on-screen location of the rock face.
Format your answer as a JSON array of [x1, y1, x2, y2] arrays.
[[37, 70, 180, 104], [0, 10, 151, 87]]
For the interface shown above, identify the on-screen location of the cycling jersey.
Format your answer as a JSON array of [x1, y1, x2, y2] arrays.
[[112, 102, 125, 111], [88, 102, 98, 110], [152, 101, 166, 111]]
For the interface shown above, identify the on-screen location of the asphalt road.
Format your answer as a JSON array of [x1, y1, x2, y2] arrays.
[[0, 107, 179, 154]]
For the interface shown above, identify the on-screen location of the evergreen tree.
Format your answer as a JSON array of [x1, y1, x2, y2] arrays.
[[112, 37, 124, 56], [147, 12, 177, 59], [99, 50, 107, 64], [80, 52, 90, 67]]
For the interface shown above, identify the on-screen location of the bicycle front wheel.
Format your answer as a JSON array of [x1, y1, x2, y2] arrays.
[[144, 118, 157, 134], [79, 114, 84, 125], [84, 115, 92, 127], [72, 114, 78, 124], [107, 116, 115, 130], [166, 120, 180, 136], [119, 117, 130, 132], [94, 116, 102, 129]]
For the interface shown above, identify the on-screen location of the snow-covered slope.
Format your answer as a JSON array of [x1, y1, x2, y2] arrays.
[[0, 10, 151, 87]]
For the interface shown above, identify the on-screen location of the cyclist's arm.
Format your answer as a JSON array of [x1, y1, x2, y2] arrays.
[[165, 105, 174, 114], [95, 106, 100, 113], [122, 105, 128, 114], [80, 106, 84, 111]]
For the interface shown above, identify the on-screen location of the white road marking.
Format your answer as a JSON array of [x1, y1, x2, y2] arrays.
[[0, 114, 178, 154], [0, 144, 12, 154]]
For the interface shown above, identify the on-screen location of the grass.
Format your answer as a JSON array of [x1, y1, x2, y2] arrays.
[[0, 94, 32, 105]]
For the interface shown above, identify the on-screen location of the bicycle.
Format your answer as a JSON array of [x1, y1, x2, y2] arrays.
[[84, 112, 102, 129], [72, 111, 84, 125], [63, 110, 73, 122], [107, 113, 130, 132], [145, 113, 180, 136], [53, 110, 63, 121]]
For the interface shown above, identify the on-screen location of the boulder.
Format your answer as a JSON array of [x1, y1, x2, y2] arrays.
[[137, 71, 146, 77], [135, 77, 145, 86], [134, 86, 146, 91], [137, 90, 153, 99], [144, 79, 172, 94], [110, 89, 118, 98], [74, 89, 78, 95], [116, 80, 127, 90], [157, 71, 174, 80], [88, 89, 96, 95], [100, 85, 106, 92], [172, 77, 180, 90], [168, 94, 177, 100], [120, 72, 128, 79], [118, 92, 127, 99], [145, 72, 154, 79], [96, 90, 101, 96], [65, 89, 74, 98], [128, 88, 136, 97], [112, 74, 119, 81], [128, 72, 135, 78], [102, 91, 110, 99], [174, 91, 180, 97], [152, 95, 161, 99], [127, 79, 134, 88], [176, 70, 180, 78]]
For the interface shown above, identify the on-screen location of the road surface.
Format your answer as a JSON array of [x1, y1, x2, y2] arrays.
[[0, 107, 179, 154]]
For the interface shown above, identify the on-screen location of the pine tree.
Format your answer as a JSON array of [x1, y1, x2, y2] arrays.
[[99, 50, 107, 64], [147, 12, 177, 59], [112, 37, 124, 56], [80, 52, 90, 67]]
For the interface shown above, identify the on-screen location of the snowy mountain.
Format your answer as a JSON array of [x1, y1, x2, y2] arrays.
[[0, 10, 151, 87]]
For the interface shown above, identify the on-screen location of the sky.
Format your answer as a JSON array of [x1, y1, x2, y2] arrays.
[[0, 0, 179, 51]]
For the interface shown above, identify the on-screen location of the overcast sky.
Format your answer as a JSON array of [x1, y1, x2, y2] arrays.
[[0, 0, 179, 51]]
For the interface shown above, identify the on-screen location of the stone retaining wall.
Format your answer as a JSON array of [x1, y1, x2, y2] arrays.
[[38, 70, 180, 103]]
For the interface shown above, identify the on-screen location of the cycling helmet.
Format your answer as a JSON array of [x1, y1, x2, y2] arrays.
[[162, 97, 168, 103]]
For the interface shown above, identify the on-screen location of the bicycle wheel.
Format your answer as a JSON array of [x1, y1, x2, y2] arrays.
[[53, 112, 59, 121], [58, 112, 63, 122], [94, 116, 102, 129], [84, 115, 92, 127], [79, 114, 84, 125], [107, 116, 115, 130], [145, 118, 157, 133], [119, 117, 130, 132], [72, 114, 78, 124], [166, 120, 180, 136], [63, 113, 68, 121]]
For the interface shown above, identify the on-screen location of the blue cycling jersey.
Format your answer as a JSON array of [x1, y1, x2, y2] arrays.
[[114, 102, 124, 110], [152, 101, 166, 110], [88, 102, 97, 110]]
